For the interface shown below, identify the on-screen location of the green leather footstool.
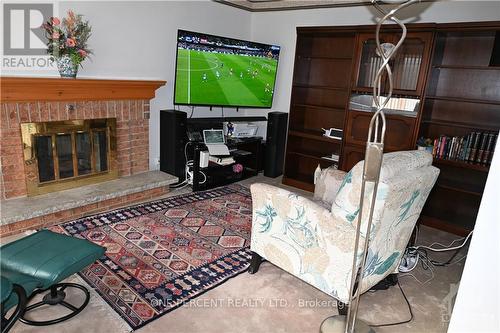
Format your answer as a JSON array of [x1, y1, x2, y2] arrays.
[[0, 229, 105, 328]]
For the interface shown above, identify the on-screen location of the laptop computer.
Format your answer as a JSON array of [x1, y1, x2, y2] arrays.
[[203, 129, 230, 156]]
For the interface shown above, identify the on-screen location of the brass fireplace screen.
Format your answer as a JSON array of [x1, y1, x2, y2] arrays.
[[21, 119, 117, 196]]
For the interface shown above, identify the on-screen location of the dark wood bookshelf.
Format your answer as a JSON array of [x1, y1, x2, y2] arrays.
[[283, 30, 355, 190], [284, 22, 500, 235], [419, 25, 500, 233]]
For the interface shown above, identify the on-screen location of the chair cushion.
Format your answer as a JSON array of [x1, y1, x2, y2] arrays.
[[332, 150, 433, 238], [0, 230, 105, 289], [313, 167, 347, 206]]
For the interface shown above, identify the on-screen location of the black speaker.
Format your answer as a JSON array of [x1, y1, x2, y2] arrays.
[[160, 110, 187, 181], [264, 112, 288, 178]]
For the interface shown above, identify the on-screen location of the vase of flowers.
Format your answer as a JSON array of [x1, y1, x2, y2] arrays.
[[43, 10, 92, 78]]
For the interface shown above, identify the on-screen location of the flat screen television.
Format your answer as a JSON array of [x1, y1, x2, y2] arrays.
[[174, 30, 280, 108]]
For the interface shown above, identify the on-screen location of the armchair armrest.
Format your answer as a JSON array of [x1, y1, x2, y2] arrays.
[[250, 183, 332, 237], [314, 167, 347, 206], [249, 183, 360, 303]]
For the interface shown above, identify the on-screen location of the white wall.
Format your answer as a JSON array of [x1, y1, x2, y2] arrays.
[[249, 1, 500, 119], [60, 1, 252, 169], [4, 1, 500, 168], [448, 137, 500, 333], [5, 0, 253, 170]]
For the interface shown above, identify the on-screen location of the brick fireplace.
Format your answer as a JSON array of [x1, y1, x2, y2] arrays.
[[0, 77, 173, 236], [1, 77, 165, 199]]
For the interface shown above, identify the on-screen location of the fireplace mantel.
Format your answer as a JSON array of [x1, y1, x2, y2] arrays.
[[0, 77, 166, 102]]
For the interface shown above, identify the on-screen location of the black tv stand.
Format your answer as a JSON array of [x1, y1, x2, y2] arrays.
[[191, 137, 263, 192]]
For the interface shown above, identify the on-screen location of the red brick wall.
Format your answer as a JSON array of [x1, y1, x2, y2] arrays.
[[0, 100, 151, 199]]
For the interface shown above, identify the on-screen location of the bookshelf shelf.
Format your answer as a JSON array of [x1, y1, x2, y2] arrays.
[[432, 65, 500, 70], [296, 55, 353, 60], [289, 129, 342, 144], [288, 151, 338, 164], [436, 180, 483, 197], [288, 151, 321, 160], [282, 175, 315, 192], [425, 96, 500, 106], [293, 84, 347, 91], [292, 103, 345, 113], [432, 158, 490, 172], [421, 119, 498, 131], [352, 86, 420, 97]]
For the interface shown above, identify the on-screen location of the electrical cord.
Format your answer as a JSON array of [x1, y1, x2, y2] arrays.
[[400, 228, 473, 274], [184, 141, 192, 162], [369, 281, 413, 327], [412, 231, 473, 252], [183, 141, 207, 185], [428, 245, 465, 267]]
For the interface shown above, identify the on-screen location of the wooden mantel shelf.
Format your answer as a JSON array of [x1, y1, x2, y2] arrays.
[[0, 77, 166, 102]]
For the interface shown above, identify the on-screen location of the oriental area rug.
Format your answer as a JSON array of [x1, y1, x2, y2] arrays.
[[51, 184, 253, 330]]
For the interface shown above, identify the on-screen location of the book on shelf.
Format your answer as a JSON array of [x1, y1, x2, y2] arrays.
[[432, 131, 497, 166]]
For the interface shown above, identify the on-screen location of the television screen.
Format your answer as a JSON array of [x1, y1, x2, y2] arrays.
[[174, 30, 280, 108]]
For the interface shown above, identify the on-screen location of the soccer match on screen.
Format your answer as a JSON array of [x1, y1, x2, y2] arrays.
[[174, 30, 280, 108]]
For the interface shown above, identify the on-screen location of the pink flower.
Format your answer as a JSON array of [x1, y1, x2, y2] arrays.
[[52, 31, 60, 39], [52, 17, 60, 26], [66, 38, 76, 47], [78, 49, 87, 57]]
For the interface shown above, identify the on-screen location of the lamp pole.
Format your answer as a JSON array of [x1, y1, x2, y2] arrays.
[[320, 1, 420, 332]]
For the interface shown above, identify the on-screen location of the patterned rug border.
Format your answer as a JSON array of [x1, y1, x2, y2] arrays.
[[59, 183, 250, 231], [55, 183, 253, 331], [77, 247, 252, 331]]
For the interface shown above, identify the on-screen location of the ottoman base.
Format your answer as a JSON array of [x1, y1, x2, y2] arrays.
[[20, 283, 90, 326]]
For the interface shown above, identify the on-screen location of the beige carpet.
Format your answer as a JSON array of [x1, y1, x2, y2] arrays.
[[4, 175, 466, 333]]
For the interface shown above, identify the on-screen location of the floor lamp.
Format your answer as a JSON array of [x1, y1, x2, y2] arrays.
[[320, 0, 420, 332]]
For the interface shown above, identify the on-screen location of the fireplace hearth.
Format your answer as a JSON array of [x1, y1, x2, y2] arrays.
[[21, 119, 118, 196]]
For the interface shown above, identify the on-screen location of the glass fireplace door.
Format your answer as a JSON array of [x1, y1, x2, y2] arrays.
[[21, 118, 117, 196]]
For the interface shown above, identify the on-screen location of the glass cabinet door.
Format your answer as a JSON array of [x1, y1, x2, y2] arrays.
[[356, 33, 394, 89], [356, 32, 432, 94], [391, 33, 430, 92]]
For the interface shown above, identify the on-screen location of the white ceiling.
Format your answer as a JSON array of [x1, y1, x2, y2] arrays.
[[215, 0, 372, 12]]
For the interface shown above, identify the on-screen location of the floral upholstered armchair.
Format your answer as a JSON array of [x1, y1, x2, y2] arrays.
[[248, 150, 439, 305]]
